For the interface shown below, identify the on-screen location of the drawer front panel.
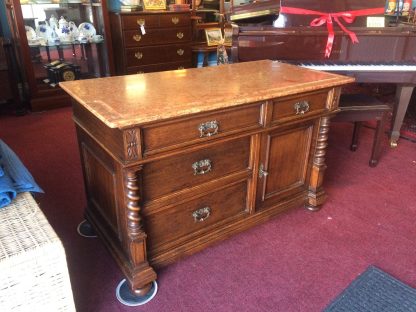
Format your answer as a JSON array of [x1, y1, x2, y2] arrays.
[[126, 44, 191, 67], [142, 136, 251, 201], [144, 181, 248, 250], [271, 92, 328, 123], [142, 103, 262, 154], [159, 13, 191, 28], [126, 61, 192, 74], [121, 15, 159, 30], [123, 27, 191, 47]]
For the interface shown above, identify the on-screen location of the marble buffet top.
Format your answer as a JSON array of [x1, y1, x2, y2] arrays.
[[60, 60, 354, 129]]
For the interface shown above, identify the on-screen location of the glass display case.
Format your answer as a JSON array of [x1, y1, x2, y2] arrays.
[[7, 0, 114, 111]]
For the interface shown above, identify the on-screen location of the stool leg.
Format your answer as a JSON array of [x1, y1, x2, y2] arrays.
[[369, 113, 387, 167], [351, 121, 362, 151]]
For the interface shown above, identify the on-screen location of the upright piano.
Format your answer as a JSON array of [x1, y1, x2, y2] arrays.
[[231, 0, 416, 146]]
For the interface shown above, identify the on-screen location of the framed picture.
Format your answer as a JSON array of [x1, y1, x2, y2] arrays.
[[205, 28, 223, 46], [223, 27, 232, 46], [143, 0, 166, 10]]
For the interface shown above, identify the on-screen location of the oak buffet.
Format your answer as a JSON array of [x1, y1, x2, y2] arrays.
[[60, 60, 354, 304]]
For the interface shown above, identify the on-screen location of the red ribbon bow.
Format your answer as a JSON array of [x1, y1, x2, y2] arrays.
[[279, 7, 385, 57]]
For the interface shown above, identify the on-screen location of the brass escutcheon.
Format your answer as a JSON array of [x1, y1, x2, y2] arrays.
[[192, 207, 211, 222], [136, 18, 145, 26], [133, 34, 142, 42], [177, 49, 184, 56], [176, 32, 184, 39], [294, 101, 310, 115], [172, 17, 179, 24], [134, 51, 143, 60]]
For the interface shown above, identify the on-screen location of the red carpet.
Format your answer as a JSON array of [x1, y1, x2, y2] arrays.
[[0, 107, 415, 312]]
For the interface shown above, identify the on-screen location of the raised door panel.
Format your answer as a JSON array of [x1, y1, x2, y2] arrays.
[[256, 121, 314, 210]]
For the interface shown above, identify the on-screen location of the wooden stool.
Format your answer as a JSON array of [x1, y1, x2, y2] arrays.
[[332, 94, 392, 167]]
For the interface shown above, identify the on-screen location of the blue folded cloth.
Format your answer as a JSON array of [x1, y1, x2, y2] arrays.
[[0, 139, 43, 208]]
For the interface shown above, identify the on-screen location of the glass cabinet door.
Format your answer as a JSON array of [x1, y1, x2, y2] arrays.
[[11, 0, 112, 110]]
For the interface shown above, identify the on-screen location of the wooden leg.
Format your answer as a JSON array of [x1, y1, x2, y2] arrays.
[[306, 116, 330, 211], [369, 113, 387, 167], [350, 121, 362, 151], [390, 85, 413, 147]]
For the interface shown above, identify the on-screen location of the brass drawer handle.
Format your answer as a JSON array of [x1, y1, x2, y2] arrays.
[[192, 159, 212, 175], [176, 32, 184, 39], [135, 52, 143, 60], [178, 66, 185, 70], [137, 18, 145, 26], [198, 120, 219, 137], [177, 49, 184, 56], [294, 101, 310, 115], [192, 207, 211, 222], [172, 17, 179, 24], [137, 71, 144, 74], [133, 34, 142, 42]]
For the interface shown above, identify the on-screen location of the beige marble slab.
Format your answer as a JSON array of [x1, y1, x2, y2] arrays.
[[60, 60, 354, 128]]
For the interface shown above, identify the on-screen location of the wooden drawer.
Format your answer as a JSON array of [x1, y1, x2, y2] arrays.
[[123, 27, 191, 47], [126, 44, 191, 67], [126, 61, 192, 74], [159, 13, 191, 28], [144, 181, 248, 250], [121, 14, 159, 30], [271, 92, 328, 124], [142, 103, 263, 154], [142, 136, 251, 201]]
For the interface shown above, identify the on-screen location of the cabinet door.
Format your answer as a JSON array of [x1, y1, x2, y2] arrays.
[[256, 121, 315, 210]]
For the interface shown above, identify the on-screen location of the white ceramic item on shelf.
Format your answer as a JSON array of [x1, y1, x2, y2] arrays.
[[35, 24, 53, 41], [58, 24, 73, 43], [58, 16, 69, 29], [49, 14, 58, 30], [90, 34, 104, 43], [78, 22, 96, 39], [25, 25, 36, 41], [68, 21, 79, 39], [48, 28, 60, 46]]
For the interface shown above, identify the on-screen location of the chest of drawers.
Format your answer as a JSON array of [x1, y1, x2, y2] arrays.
[[61, 60, 354, 302], [110, 11, 192, 75]]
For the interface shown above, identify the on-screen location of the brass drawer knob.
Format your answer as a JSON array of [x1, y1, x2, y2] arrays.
[[133, 34, 142, 42], [198, 120, 219, 137], [134, 51, 143, 60], [176, 32, 184, 39], [192, 159, 212, 175], [294, 101, 310, 115], [177, 49, 184, 56], [137, 18, 145, 26], [172, 17, 179, 24], [192, 207, 211, 222]]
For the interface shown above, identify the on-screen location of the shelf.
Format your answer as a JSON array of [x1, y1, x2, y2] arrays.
[[6, 0, 113, 110]]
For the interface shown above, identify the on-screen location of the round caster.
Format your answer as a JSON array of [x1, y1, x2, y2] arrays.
[[76, 220, 97, 238], [116, 279, 158, 306]]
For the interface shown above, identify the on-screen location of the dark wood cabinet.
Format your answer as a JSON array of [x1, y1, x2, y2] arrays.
[[5, 0, 114, 111], [61, 60, 353, 301], [110, 11, 193, 75]]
